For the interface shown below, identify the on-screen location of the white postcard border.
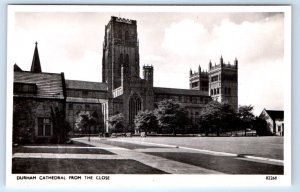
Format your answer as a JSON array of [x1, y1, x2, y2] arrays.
[[6, 5, 292, 188]]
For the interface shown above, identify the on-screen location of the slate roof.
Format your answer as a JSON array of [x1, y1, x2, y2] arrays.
[[265, 110, 284, 121], [154, 87, 209, 97], [14, 71, 64, 99], [66, 80, 107, 91]]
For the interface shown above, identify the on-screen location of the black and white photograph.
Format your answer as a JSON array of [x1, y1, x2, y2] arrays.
[[6, 5, 291, 187]]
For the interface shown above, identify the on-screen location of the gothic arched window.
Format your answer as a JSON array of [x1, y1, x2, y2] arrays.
[[129, 93, 142, 127], [125, 54, 129, 66], [125, 31, 129, 44], [119, 54, 123, 65], [119, 28, 122, 38]]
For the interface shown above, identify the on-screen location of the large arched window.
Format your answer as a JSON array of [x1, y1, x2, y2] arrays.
[[119, 28, 122, 38], [125, 31, 129, 44], [125, 54, 129, 66], [119, 54, 123, 64], [129, 93, 142, 126]]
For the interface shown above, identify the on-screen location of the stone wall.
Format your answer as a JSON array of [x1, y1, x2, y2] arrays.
[[13, 97, 64, 143], [66, 102, 103, 134]]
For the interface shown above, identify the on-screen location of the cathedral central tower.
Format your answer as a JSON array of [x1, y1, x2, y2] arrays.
[[102, 16, 140, 91]]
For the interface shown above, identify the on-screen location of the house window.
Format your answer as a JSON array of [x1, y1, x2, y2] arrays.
[[69, 103, 73, 110], [14, 82, 37, 93], [37, 117, 52, 137], [85, 104, 90, 110]]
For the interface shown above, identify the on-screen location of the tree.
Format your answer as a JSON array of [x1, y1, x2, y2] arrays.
[[238, 105, 255, 135], [154, 99, 188, 135], [107, 113, 124, 133], [254, 116, 272, 136], [199, 101, 237, 136], [75, 111, 91, 133], [51, 107, 71, 144], [134, 110, 158, 134]]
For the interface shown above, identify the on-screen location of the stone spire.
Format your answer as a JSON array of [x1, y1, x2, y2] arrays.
[[30, 42, 42, 73]]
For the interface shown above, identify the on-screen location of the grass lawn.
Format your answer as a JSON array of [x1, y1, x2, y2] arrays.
[[12, 158, 167, 174], [13, 147, 114, 155], [145, 152, 283, 175], [111, 136, 283, 160]]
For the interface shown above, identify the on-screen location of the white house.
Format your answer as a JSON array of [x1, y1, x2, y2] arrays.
[[259, 109, 284, 136]]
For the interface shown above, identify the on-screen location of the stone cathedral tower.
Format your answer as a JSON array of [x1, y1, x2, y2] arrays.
[[189, 56, 238, 111], [101, 16, 154, 131], [102, 16, 140, 91], [208, 56, 238, 111]]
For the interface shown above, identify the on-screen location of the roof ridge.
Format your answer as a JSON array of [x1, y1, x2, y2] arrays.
[[66, 79, 106, 84], [15, 70, 62, 76]]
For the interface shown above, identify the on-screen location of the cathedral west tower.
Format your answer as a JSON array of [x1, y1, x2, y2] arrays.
[[208, 56, 238, 111]]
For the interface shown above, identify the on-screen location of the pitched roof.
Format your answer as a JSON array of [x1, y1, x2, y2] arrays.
[[265, 110, 284, 121], [14, 71, 64, 99], [154, 87, 209, 97], [66, 80, 107, 91], [30, 42, 42, 73]]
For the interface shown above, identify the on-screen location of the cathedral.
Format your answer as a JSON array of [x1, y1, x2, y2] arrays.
[[13, 16, 238, 143]]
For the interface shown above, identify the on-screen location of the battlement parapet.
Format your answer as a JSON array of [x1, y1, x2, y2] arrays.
[[143, 64, 153, 70], [209, 56, 238, 70], [112, 16, 136, 25], [190, 71, 209, 77], [210, 63, 238, 70]]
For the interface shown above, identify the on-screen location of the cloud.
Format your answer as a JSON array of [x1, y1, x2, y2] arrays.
[[159, 14, 284, 114], [162, 19, 209, 56], [64, 50, 101, 82], [208, 17, 283, 63]]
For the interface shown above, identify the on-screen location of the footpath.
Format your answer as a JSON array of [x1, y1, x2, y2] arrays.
[[72, 137, 223, 174]]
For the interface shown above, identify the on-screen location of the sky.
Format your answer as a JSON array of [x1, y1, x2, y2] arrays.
[[10, 9, 286, 115]]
